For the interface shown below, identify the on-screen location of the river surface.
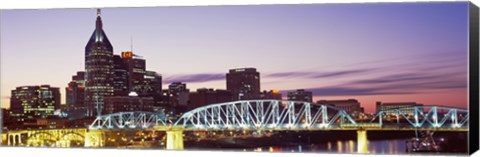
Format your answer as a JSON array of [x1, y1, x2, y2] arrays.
[[248, 139, 408, 154], [185, 131, 468, 155]]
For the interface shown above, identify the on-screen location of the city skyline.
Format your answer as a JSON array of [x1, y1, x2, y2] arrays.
[[0, 2, 469, 113]]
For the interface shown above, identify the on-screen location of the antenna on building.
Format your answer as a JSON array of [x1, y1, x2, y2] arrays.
[[130, 35, 133, 52], [97, 8, 101, 17]]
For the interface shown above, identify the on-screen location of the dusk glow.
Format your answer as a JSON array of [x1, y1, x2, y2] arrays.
[[0, 2, 469, 113]]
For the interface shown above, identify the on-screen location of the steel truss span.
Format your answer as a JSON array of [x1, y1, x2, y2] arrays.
[[89, 111, 168, 129], [87, 100, 469, 131], [174, 100, 357, 130], [371, 106, 469, 128]]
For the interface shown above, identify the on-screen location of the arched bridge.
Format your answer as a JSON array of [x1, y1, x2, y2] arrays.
[[84, 100, 469, 151], [3, 100, 469, 151], [88, 100, 469, 131], [370, 105, 469, 130], [89, 111, 169, 129], [174, 100, 357, 130]]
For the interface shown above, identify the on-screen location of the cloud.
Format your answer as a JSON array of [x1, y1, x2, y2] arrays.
[[164, 73, 225, 84], [266, 68, 376, 79], [279, 71, 466, 97], [352, 74, 439, 84], [282, 87, 414, 97], [311, 69, 375, 78], [266, 72, 312, 78]]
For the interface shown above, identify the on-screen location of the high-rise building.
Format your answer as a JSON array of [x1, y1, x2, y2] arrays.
[[66, 71, 86, 119], [189, 88, 232, 110], [112, 55, 129, 96], [121, 51, 146, 93], [287, 89, 313, 102], [137, 71, 162, 97], [84, 9, 114, 117], [317, 99, 363, 118], [376, 102, 423, 115], [103, 92, 154, 114], [10, 85, 61, 122], [168, 82, 190, 107], [226, 68, 260, 100], [138, 71, 163, 112]]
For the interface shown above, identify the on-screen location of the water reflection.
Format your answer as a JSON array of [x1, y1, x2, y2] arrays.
[[257, 139, 408, 154]]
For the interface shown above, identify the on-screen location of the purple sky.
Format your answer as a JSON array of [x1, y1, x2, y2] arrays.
[[0, 2, 469, 113]]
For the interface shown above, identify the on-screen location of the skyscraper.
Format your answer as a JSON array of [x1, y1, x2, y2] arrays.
[[226, 68, 260, 100], [113, 55, 129, 96], [121, 51, 146, 93], [84, 9, 114, 117]]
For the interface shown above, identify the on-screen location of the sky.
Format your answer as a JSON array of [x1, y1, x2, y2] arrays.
[[0, 2, 470, 113]]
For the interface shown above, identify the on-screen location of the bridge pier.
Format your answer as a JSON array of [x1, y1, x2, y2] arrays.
[[84, 130, 105, 147], [166, 130, 184, 150], [7, 134, 11, 146], [356, 129, 369, 154]]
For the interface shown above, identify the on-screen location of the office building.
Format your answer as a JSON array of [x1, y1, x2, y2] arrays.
[[112, 55, 129, 96], [317, 99, 363, 118], [84, 9, 114, 117], [103, 92, 154, 114], [66, 71, 86, 119], [287, 89, 313, 102], [258, 90, 283, 100], [121, 51, 146, 93], [226, 68, 260, 100], [189, 88, 233, 110], [136, 71, 162, 97], [10, 85, 61, 122], [168, 82, 190, 106], [376, 102, 424, 115]]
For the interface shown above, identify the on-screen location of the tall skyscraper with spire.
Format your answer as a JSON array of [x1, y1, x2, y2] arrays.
[[84, 9, 114, 117]]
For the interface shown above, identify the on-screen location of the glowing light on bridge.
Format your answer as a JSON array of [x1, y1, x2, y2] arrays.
[[174, 100, 356, 130]]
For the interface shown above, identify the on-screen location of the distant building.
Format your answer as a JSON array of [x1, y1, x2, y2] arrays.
[[23, 118, 70, 129], [168, 82, 190, 106], [1, 108, 11, 130], [66, 71, 86, 119], [287, 89, 313, 102], [158, 89, 173, 113], [317, 99, 363, 118], [376, 102, 423, 115], [189, 88, 233, 110], [10, 85, 61, 122], [102, 92, 154, 114], [258, 90, 282, 100], [138, 71, 163, 112], [226, 68, 260, 100], [136, 71, 162, 98]]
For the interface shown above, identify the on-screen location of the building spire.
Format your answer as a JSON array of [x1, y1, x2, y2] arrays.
[[97, 9, 101, 17], [95, 9, 103, 42]]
